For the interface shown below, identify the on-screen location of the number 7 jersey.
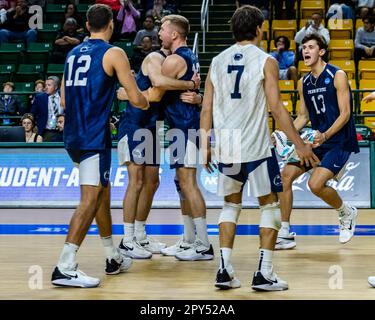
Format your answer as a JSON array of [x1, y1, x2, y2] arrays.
[[302, 63, 359, 153], [64, 39, 117, 150], [210, 43, 273, 163]]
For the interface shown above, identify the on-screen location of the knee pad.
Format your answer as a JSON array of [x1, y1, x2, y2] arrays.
[[259, 202, 281, 231], [218, 202, 242, 225], [174, 175, 185, 200]]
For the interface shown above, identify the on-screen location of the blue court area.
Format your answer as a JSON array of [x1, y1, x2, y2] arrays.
[[2, 224, 375, 236]]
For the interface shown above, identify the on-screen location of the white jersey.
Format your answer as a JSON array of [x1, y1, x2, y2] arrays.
[[210, 43, 273, 163]]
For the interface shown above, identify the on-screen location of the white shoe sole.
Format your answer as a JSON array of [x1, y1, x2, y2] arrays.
[[368, 277, 375, 287], [215, 279, 241, 290], [175, 254, 214, 261], [275, 241, 296, 250], [339, 207, 358, 244], [52, 279, 100, 288], [251, 284, 288, 291]]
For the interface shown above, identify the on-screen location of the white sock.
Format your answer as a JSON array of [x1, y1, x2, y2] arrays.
[[58, 242, 79, 271], [280, 222, 290, 235], [123, 223, 134, 242], [258, 249, 273, 275], [101, 236, 120, 261], [182, 215, 195, 243], [220, 247, 232, 270], [135, 220, 147, 241], [193, 217, 210, 247]]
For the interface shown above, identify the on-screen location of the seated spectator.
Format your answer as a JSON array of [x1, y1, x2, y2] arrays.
[[235, 1, 269, 19], [62, 2, 84, 32], [117, 0, 140, 41], [52, 18, 84, 63], [133, 15, 160, 49], [357, 0, 375, 18], [326, 1, 355, 20], [31, 76, 64, 142], [55, 113, 64, 142], [274, 0, 295, 19], [270, 36, 297, 88], [0, 82, 25, 125], [355, 16, 375, 66], [29, 79, 45, 105], [146, 0, 172, 26], [21, 113, 42, 143], [0, 0, 37, 44], [295, 12, 330, 57], [131, 35, 153, 73]]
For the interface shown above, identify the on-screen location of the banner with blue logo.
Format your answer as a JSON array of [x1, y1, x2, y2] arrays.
[[0, 147, 370, 208]]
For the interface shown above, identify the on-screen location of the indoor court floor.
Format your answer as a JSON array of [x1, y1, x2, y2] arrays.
[[1, 208, 375, 300]]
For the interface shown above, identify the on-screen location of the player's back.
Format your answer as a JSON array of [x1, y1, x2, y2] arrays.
[[210, 43, 273, 163], [302, 63, 359, 153], [64, 39, 117, 150], [164, 46, 200, 131]]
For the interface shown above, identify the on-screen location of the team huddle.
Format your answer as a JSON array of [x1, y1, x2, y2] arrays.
[[49, 4, 370, 292]]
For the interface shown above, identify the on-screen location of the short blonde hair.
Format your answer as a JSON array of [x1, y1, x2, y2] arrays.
[[161, 14, 190, 38]]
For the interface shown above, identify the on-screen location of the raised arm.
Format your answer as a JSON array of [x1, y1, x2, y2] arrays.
[[264, 57, 319, 167], [104, 47, 149, 110]]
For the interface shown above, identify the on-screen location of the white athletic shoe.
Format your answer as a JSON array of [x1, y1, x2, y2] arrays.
[[251, 268, 288, 291], [368, 276, 375, 287], [119, 238, 152, 259], [51, 265, 100, 288], [138, 236, 167, 254], [175, 239, 214, 261], [215, 265, 241, 290], [275, 232, 297, 250], [160, 238, 193, 256], [339, 204, 358, 244], [105, 253, 133, 275]]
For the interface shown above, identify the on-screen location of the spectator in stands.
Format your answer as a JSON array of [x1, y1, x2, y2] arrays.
[[357, 0, 375, 18], [0, 0, 37, 45], [31, 76, 64, 142], [52, 18, 84, 63], [21, 113, 42, 143], [235, 1, 269, 19], [131, 35, 153, 73], [29, 79, 45, 105], [55, 113, 64, 142], [270, 35, 298, 88], [146, 0, 172, 26], [326, 1, 355, 20], [295, 12, 330, 57], [274, 0, 295, 19], [0, 82, 25, 125], [62, 2, 84, 32], [117, 0, 140, 41], [133, 14, 160, 49], [355, 16, 375, 66]]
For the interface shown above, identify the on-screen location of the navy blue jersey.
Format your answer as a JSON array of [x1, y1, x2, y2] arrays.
[[164, 46, 200, 131], [122, 50, 166, 129], [64, 39, 116, 150], [302, 64, 359, 153]]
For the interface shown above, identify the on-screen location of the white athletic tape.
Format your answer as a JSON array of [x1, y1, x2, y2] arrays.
[[218, 202, 242, 225], [259, 202, 281, 231]]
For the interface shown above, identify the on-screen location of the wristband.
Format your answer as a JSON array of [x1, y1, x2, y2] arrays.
[[190, 80, 196, 89]]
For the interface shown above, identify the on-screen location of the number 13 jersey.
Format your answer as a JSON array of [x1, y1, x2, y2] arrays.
[[302, 63, 359, 153], [210, 43, 272, 163], [64, 39, 117, 150]]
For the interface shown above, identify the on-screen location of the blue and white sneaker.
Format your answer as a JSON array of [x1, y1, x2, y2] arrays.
[[51, 265, 100, 288]]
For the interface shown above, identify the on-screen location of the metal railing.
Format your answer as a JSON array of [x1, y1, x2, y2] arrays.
[[201, 0, 210, 53], [193, 32, 199, 57]]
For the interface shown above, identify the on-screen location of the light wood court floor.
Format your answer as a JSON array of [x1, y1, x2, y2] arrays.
[[1, 208, 375, 300]]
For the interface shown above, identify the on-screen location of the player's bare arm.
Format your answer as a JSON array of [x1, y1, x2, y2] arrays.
[[293, 78, 310, 131], [200, 68, 216, 173], [103, 47, 149, 110], [264, 57, 319, 167], [314, 70, 351, 146], [362, 91, 375, 103], [60, 74, 65, 110]]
